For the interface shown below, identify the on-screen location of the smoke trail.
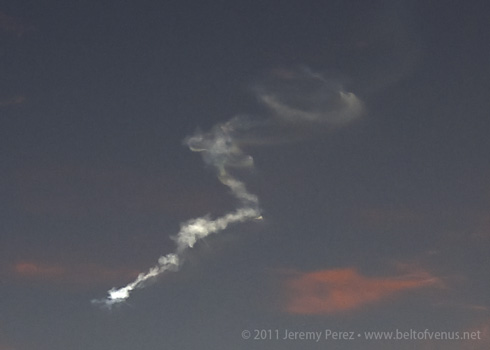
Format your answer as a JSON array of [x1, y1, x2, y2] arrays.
[[92, 67, 362, 308], [92, 119, 261, 308], [256, 67, 363, 126]]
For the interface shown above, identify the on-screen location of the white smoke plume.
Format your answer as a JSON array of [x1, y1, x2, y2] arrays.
[[256, 67, 363, 126], [92, 67, 362, 308], [92, 119, 261, 308]]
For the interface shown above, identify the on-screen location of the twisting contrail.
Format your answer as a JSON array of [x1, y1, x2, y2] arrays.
[[92, 67, 362, 308], [92, 119, 262, 308]]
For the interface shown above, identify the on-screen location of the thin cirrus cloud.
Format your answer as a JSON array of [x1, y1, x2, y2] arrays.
[[0, 12, 31, 37], [10, 261, 139, 289], [0, 96, 25, 107], [417, 320, 490, 350], [284, 267, 441, 315], [12, 164, 230, 220], [15, 262, 65, 278], [358, 207, 423, 229], [0, 332, 15, 350], [472, 212, 490, 241], [0, 344, 16, 350]]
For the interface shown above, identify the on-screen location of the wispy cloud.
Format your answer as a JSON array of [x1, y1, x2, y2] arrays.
[[227, 67, 364, 146], [12, 164, 229, 221], [470, 320, 490, 347], [256, 67, 363, 126], [471, 212, 490, 241], [14, 262, 66, 278], [416, 319, 490, 350], [434, 301, 489, 313], [358, 207, 422, 228], [9, 261, 139, 289], [284, 267, 441, 315], [0, 96, 25, 107], [0, 12, 32, 37], [0, 331, 16, 350], [0, 344, 16, 350]]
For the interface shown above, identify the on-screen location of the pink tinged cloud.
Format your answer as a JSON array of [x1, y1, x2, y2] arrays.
[[11, 261, 139, 288], [284, 267, 441, 314], [0, 12, 31, 37], [0, 96, 25, 107]]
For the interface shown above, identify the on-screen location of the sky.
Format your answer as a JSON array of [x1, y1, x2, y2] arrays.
[[1, 1, 490, 349]]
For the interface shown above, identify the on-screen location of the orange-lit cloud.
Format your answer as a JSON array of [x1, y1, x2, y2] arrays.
[[358, 207, 422, 228], [0, 345, 16, 350], [12, 164, 230, 221], [0, 344, 16, 350], [417, 319, 490, 350], [15, 262, 66, 278], [284, 267, 440, 315], [0, 12, 31, 37], [0, 96, 25, 107], [0, 324, 17, 350], [467, 320, 490, 341], [472, 212, 490, 241], [11, 261, 139, 289]]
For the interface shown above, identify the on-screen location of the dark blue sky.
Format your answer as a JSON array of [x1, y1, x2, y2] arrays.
[[1, 1, 489, 349]]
